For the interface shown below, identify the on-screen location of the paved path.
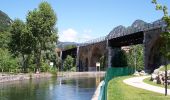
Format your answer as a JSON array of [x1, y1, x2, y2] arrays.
[[123, 76, 170, 95]]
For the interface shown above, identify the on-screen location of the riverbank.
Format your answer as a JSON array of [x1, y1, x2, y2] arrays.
[[57, 71, 105, 78], [0, 71, 105, 83], [0, 73, 53, 83]]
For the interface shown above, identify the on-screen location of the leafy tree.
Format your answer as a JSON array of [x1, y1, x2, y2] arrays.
[[0, 31, 10, 49], [26, 2, 57, 72], [0, 48, 19, 72], [9, 19, 33, 72], [127, 45, 144, 71], [100, 56, 106, 71], [152, 0, 170, 61], [111, 50, 128, 67], [63, 55, 74, 71], [152, 0, 170, 96]]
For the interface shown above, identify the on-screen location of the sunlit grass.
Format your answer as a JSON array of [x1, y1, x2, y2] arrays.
[[107, 76, 170, 100]]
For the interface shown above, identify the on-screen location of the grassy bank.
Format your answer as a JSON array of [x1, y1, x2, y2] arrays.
[[107, 76, 170, 100]]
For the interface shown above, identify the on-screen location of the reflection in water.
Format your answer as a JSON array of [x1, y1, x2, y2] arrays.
[[0, 76, 103, 100]]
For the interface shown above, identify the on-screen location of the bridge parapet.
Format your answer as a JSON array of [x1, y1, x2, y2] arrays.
[[79, 36, 107, 47]]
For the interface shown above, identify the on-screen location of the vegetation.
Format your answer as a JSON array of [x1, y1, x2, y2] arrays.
[[0, 2, 59, 74], [107, 76, 170, 100], [63, 55, 75, 71], [143, 77, 170, 89], [0, 49, 19, 72], [152, 0, 170, 95], [100, 56, 106, 71], [151, 1, 170, 63], [127, 44, 144, 71], [26, 2, 58, 72], [152, 0, 170, 62], [9, 19, 33, 72], [111, 49, 128, 67], [159, 64, 170, 71], [64, 44, 76, 50]]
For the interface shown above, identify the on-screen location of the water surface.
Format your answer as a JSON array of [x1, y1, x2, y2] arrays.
[[0, 76, 103, 100]]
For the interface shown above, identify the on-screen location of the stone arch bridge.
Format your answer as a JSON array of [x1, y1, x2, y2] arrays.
[[58, 19, 166, 73]]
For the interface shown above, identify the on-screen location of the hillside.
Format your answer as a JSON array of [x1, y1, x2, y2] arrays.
[[57, 41, 79, 50], [0, 10, 12, 31]]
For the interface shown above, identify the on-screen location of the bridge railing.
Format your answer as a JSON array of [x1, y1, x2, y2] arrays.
[[79, 36, 107, 47]]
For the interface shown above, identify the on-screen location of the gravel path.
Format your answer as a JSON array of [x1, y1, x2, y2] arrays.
[[123, 76, 170, 95]]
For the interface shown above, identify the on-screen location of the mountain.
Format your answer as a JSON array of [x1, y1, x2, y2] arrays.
[[56, 41, 79, 50], [0, 10, 12, 32]]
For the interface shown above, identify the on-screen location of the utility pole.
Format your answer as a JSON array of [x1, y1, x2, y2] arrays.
[[165, 44, 168, 96], [134, 46, 137, 72]]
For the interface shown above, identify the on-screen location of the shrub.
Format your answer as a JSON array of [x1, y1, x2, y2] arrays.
[[40, 62, 50, 72], [63, 55, 74, 71], [70, 66, 76, 72], [0, 49, 19, 72]]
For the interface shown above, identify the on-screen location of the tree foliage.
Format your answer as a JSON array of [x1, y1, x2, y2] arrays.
[[0, 31, 10, 49], [9, 19, 33, 72], [0, 48, 19, 72], [127, 45, 144, 71], [63, 55, 74, 71], [9, 19, 33, 56], [152, 0, 170, 61], [26, 2, 58, 72]]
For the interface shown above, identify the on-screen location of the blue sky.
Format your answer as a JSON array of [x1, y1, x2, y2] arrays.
[[0, 0, 169, 42]]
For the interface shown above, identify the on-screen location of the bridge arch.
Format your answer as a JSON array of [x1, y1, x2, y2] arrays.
[[89, 46, 103, 71]]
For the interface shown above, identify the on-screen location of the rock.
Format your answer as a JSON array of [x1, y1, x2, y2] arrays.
[[151, 74, 157, 80], [153, 79, 157, 83], [153, 65, 164, 74], [133, 71, 140, 76]]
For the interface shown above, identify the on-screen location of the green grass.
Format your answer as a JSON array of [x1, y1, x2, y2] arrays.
[[107, 76, 170, 100], [143, 77, 170, 89], [159, 64, 170, 71]]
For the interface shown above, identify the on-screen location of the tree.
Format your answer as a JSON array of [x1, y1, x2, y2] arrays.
[[26, 2, 57, 73], [0, 31, 10, 49], [0, 48, 19, 72], [63, 55, 74, 71], [100, 56, 106, 71], [152, 0, 170, 96], [127, 45, 144, 71], [9, 19, 33, 72]]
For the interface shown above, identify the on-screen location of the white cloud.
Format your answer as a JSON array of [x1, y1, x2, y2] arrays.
[[59, 28, 95, 43], [59, 28, 78, 42]]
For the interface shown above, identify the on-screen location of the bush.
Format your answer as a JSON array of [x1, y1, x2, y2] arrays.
[[49, 67, 58, 75], [40, 62, 50, 72], [111, 50, 128, 67], [63, 55, 74, 71], [0, 49, 20, 72], [70, 66, 76, 72]]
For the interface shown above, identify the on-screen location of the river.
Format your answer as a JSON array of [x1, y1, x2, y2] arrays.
[[0, 76, 103, 100]]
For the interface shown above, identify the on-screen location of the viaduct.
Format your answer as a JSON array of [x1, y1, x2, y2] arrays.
[[58, 19, 167, 73]]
